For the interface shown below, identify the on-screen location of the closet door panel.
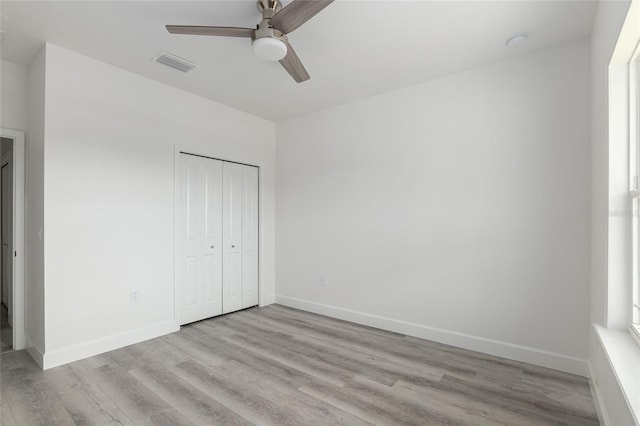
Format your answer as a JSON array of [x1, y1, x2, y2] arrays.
[[179, 156, 203, 324], [178, 154, 223, 325], [223, 162, 243, 314], [202, 161, 223, 306], [241, 165, 259, 308], [185, 255, 198, 307]]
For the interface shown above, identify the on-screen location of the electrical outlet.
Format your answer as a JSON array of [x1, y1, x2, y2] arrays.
[[130, 289, 139, 302], [320, 276, 327, 287]]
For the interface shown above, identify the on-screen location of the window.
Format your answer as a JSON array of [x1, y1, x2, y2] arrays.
[[630, 41, 640, 337]]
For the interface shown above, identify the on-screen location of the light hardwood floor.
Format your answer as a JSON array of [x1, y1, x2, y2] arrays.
[[0, 304, 599, 425]]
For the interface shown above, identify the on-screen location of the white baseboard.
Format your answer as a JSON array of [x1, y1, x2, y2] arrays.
[[276, 295, 589, 377], [42, 320, 180, 370], [589, 362, 612, 426], [261, 294, 276, 306], [25, 335, 44, 369]]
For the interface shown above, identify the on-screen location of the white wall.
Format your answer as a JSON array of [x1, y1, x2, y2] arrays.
[[1, 60, 30, 131], [41, 43, 276, 368], [276, 39, 591, 375], [589, 0, 636, 424], [27, 47, 46, 362]]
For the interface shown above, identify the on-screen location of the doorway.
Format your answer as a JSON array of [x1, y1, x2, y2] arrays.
[[0, 137, 13, 353], [0, 129, 25, 352]]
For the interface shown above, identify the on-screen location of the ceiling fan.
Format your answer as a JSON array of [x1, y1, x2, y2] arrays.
[[166, 0, 334, 83]]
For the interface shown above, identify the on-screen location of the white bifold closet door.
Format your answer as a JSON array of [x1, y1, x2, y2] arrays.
[[178, 154, 258, 325], [222, 162, 259, 313]]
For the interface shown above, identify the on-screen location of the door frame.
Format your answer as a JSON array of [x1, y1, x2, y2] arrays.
[[0, 128, 25, 350]]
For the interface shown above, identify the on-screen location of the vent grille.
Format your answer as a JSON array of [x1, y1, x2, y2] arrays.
[[152, 51, 196, 73]]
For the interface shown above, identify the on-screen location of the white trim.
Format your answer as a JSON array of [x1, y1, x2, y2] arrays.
[[589, 362, 613, 426], [42, 320, 180, 370], [173, 145, 181, 326], [0, 128, 26, 351], [276, 295, 590, 377], [257, 166, 263, 308]]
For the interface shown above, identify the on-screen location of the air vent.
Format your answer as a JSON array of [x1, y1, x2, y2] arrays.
[[152, 51, 196, 73]]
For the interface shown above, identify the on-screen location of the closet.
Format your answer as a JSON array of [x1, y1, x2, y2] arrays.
[[177, 153, 258, 325]]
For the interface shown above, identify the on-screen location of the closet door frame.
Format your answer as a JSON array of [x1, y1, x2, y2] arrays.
[[173, 148, 260, 325]]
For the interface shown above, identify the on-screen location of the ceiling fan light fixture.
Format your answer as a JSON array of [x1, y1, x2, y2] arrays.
[[252, 37, 287, 61]]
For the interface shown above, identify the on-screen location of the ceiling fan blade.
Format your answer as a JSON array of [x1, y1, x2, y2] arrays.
[[269, 0, 334, 34], [279, 40, 310, 83], [166, 25, 254, 38]]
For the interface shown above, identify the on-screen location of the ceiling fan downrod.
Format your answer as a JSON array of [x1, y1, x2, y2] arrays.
[[257, 0, 283, 19]]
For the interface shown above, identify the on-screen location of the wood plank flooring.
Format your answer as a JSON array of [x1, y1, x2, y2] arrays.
[[0, 304, 599, 425]]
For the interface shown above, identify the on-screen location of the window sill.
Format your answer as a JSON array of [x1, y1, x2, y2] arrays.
[[594, 324, 640, 424]]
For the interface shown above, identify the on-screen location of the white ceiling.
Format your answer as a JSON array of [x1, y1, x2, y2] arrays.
[[0, 1, 597, 121]]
